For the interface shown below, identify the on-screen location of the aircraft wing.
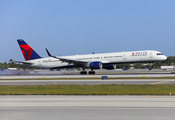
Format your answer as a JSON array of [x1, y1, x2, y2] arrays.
[[14, 61, 33, 65], [45, 48, 89, 65]]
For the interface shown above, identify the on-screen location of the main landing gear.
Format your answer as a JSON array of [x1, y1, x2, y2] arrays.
[[80, 71, 87, 74], [80, 68, 95, 75], [89, 71, 95, 74]]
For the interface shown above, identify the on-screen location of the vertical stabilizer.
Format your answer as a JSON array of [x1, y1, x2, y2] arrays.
[[17, 39, 42, 61]]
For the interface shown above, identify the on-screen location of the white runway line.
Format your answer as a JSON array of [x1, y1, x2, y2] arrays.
[[0, 95, 175, 108]]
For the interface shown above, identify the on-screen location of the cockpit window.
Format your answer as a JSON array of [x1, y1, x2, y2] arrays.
[[157, 53, 163, 55]]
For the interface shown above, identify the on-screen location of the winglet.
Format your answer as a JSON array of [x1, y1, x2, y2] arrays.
[[45, 48, 57, 58], [45, 48, 52, 57]]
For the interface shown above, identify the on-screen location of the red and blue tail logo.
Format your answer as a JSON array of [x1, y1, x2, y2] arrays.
[[17, 39, 42, 61]]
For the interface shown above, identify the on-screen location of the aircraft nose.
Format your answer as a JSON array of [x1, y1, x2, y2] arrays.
[[163, 55, 167, 60]]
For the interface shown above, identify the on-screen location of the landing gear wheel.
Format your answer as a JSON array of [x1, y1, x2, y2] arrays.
[[89, 71, 95, 74], [80, 71, 87, 75]]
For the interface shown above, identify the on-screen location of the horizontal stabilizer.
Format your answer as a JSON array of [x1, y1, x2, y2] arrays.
[[14, 61, 33, 65]]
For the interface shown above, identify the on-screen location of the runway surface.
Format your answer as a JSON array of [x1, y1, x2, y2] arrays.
[[0, 95, 175, 120], [1, 73, 175, 79], [0, 79, 175, 85], [1, 73, 175, 85]]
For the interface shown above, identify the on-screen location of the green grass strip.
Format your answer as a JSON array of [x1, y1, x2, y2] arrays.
[[0, 84, 175, 95]]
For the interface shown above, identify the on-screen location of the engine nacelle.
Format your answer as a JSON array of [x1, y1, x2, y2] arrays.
[[103, 64, 116, 70], [86, 61, 102, 69]]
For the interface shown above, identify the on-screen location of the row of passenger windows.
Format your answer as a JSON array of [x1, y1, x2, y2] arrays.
[[77, 56, 122, 60], [43, 60, 60, 62]]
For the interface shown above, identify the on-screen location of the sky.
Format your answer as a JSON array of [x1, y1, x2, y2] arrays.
[[0, 0, 175, 63]]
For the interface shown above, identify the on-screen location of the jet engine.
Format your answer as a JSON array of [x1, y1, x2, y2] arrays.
[[103, 64, 116, 70], [86, 61, 102, 69]]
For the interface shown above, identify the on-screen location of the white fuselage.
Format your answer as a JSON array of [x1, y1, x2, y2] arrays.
[[24, 50, 167, 69]]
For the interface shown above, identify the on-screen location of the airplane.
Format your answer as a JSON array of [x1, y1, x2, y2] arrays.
[[16, 39, 167, 74]]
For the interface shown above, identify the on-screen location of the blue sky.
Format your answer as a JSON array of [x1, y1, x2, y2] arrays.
[[0, 0, 175, 63]]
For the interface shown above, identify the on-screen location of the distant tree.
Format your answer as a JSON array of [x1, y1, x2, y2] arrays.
[[9, 59, 14, 64], [153, 62, 161, 69], [134, 63, 143, 69], [152, 56, 175, 68], [116, 64, 130, 69]]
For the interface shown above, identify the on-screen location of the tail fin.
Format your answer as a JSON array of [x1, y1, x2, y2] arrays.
[[17, 39, 42, 61]]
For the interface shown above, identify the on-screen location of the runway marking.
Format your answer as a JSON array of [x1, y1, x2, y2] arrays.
[[141, 76, 146, 77], [147, 96, 167, 98], [1, 106, 175, 109], [149, 81, 169, 84], [91, 76, 97, 78], [42, 77, 49, 79]]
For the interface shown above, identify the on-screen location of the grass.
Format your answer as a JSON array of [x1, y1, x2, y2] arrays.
[[0, 84, 175, 95]]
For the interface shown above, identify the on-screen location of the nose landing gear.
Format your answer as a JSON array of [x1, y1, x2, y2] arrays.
[[149, 62, 154, 70]]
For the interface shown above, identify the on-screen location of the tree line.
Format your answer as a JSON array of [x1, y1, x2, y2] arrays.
[[0, 59, 37, 70], [116, 56, 175, 69]]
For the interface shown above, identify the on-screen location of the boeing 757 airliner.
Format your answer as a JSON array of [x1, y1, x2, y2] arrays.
[[16, 39, 167, 74]]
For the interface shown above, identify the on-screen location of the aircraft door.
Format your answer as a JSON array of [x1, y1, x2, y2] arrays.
[[149, 52, 153, 58], [123, 54, 126, 60], [38, 61, 41, 66]]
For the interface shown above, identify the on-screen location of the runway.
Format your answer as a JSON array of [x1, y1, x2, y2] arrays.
[[1, 73, 175, 79], [1, 73, 175, 85], [1, 73, 175, 120], [0, 79, 175, 85], [0, 95, 175, 120]]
